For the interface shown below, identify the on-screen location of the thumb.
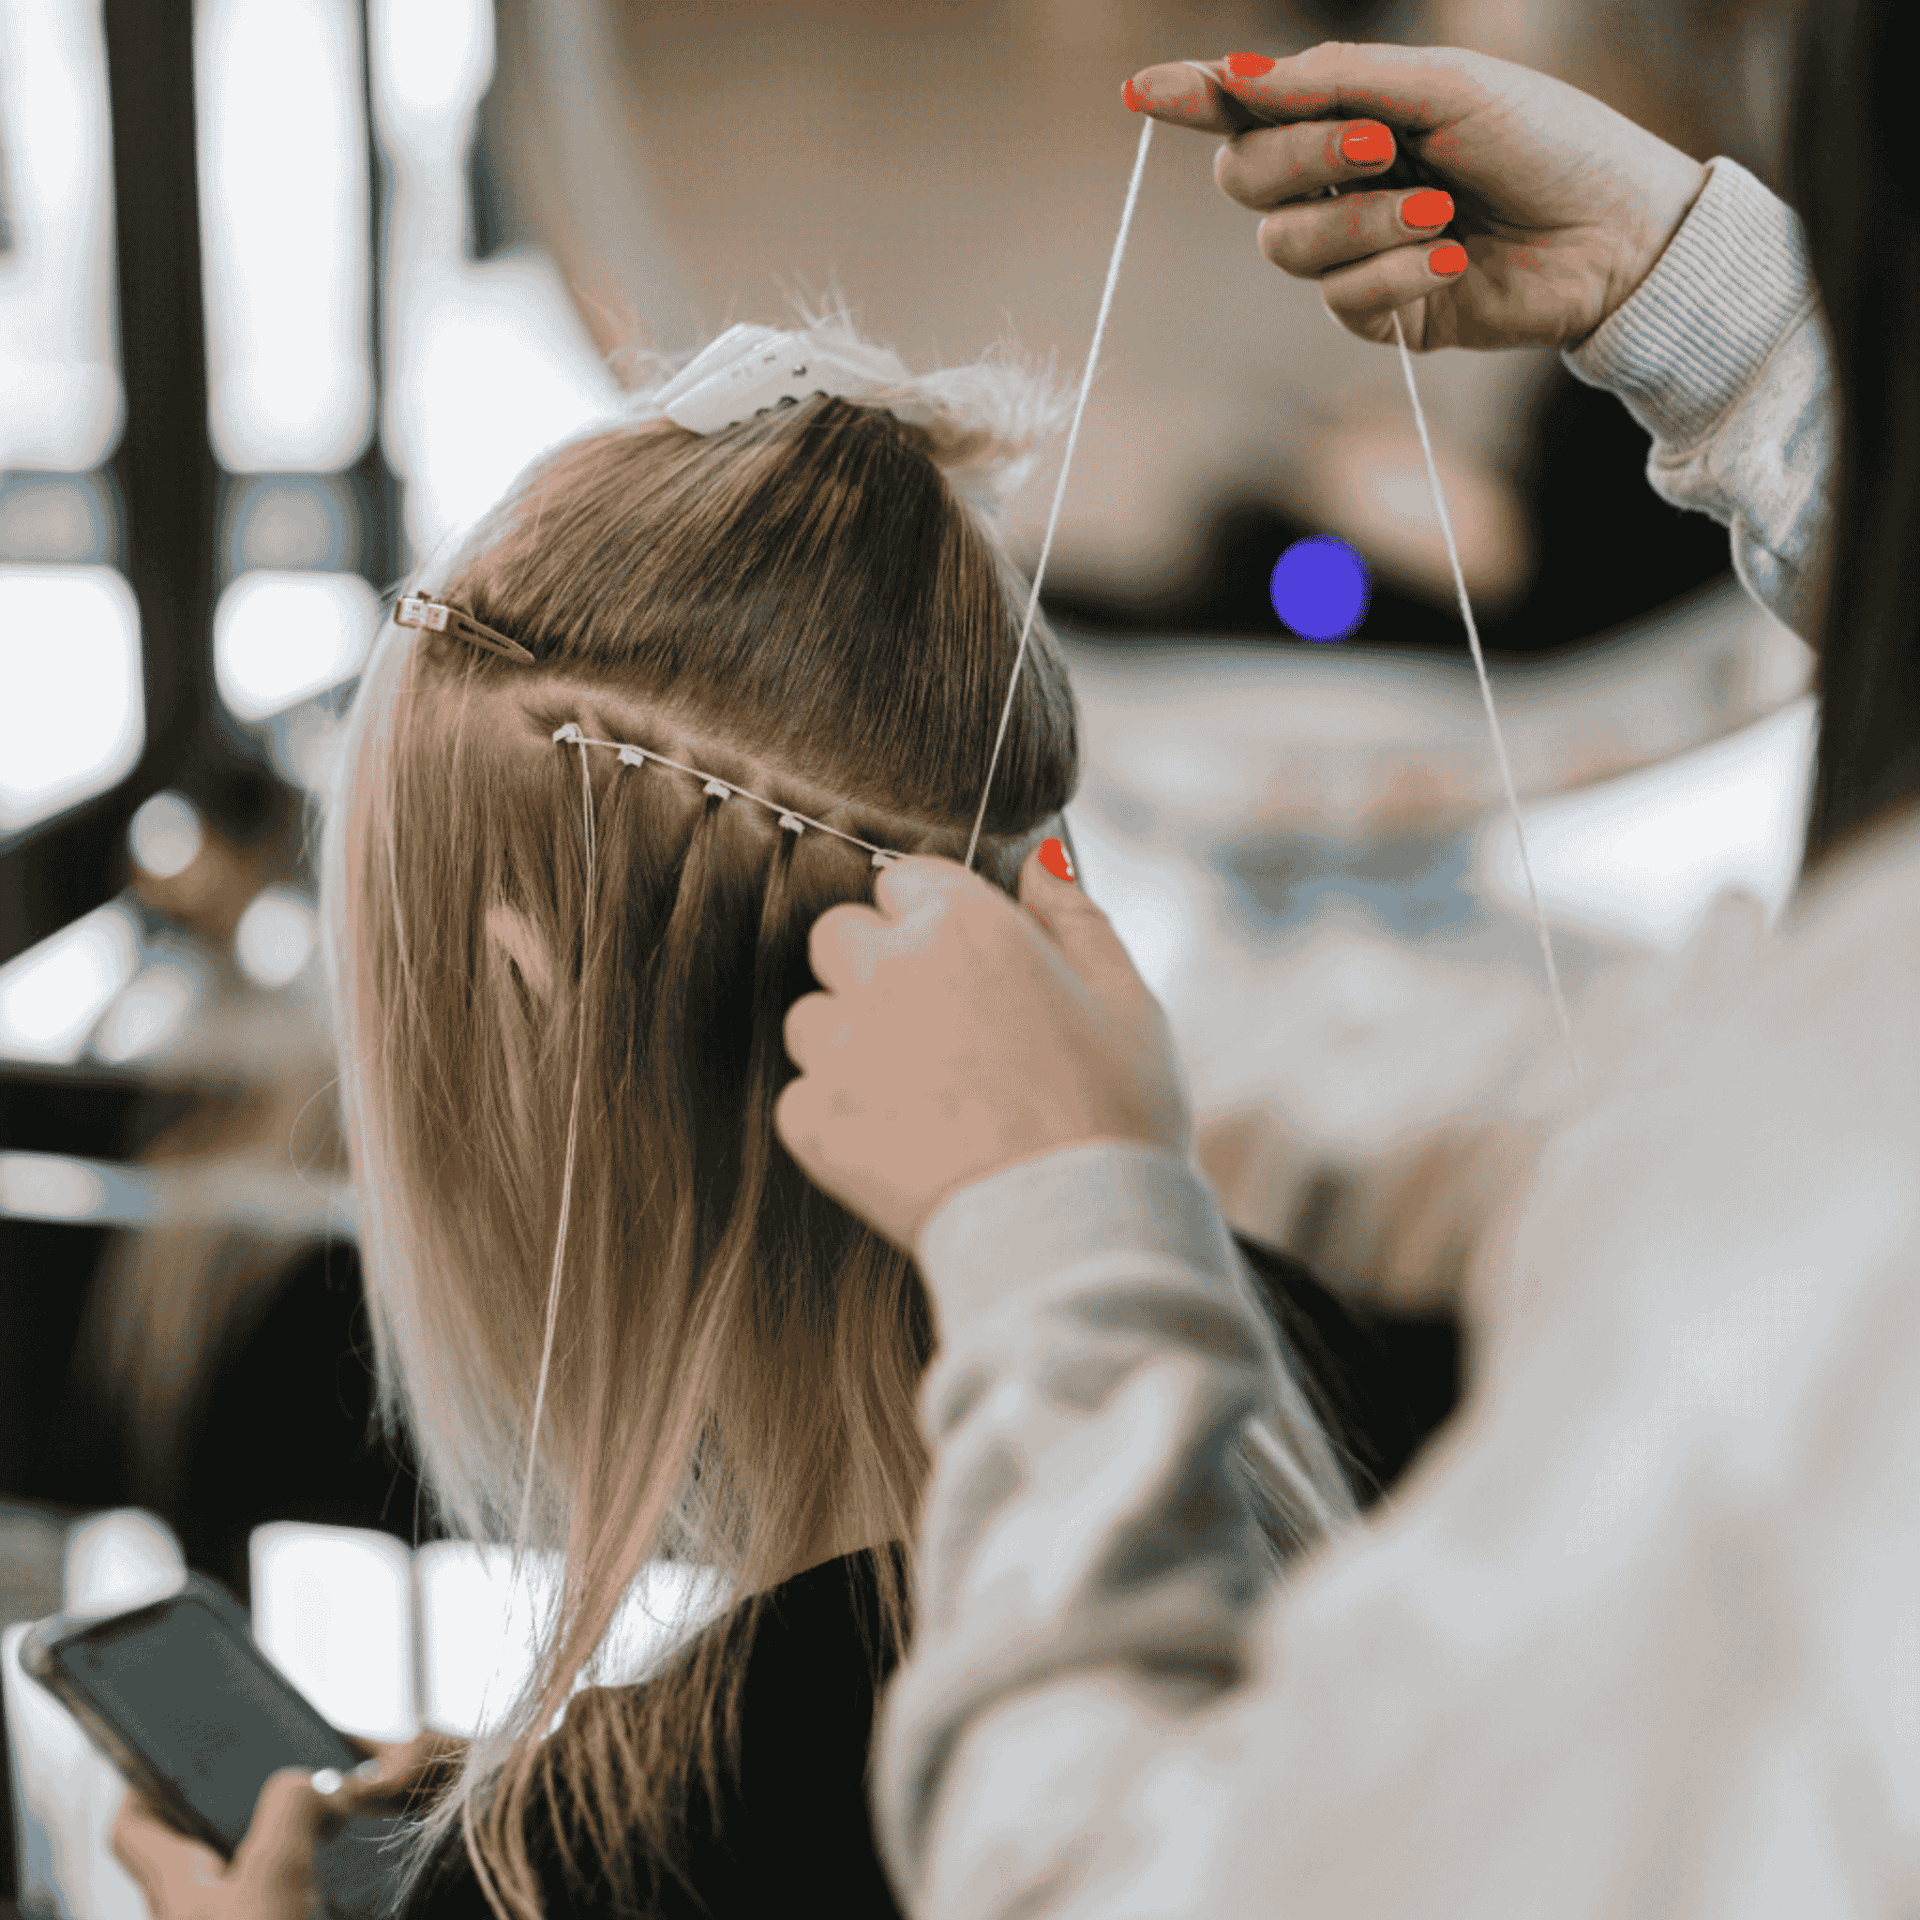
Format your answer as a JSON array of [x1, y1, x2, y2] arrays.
[[1019, 840, 1149, 1004]]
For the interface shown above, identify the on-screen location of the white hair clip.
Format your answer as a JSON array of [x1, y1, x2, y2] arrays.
[[550, 725, 905, 865], [652, 323, 935, 436]]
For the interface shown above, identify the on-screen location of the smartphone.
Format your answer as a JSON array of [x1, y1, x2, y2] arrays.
[[19, 1574, 411, 1918]]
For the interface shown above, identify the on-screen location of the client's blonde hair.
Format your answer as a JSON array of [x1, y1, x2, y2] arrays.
[[320, 318, 1351, 1918]]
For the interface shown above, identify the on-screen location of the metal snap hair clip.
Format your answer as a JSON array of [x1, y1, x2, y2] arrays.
[[398, 594, 537, 665]]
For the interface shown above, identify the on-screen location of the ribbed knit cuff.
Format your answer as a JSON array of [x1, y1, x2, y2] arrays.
[[914, 1140, 1241, 1326], [1564, 156, 1818, 453]]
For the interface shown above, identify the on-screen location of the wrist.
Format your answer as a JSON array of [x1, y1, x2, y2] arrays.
[[1565, 156, 1817, 450], [1605, 149, 1713, 330], [913, 1138, 1240, 1319]]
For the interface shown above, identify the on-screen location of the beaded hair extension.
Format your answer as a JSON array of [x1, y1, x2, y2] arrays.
[[549, 724, 904, 869]]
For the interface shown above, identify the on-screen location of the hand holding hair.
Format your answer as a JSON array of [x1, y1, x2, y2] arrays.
[[1123, 41, 1710, 351], [774, 843, 1193, 1257]]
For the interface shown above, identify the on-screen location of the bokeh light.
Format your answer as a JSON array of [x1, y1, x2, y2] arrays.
[[1270, 536, 1371, 642], [234, 885, 318, 988], [128, 790, 205, 879]]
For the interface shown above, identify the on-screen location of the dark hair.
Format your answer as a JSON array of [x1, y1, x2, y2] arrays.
[[1791, 0, 1920, 869]]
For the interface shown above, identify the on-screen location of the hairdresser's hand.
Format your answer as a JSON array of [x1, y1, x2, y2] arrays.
[[111, 1732, 461, 1920], [1124, 41, 1709, 351], [777, 842, 1191, 1255]]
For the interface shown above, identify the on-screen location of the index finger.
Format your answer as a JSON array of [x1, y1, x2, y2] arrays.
[[1127, 43, 1492, 139], [231, 1769, 334, 1897], [1120, 58, 1264, 134]]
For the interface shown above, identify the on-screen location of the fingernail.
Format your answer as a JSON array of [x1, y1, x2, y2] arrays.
[[310, 1768, 344, 1799], [1428, 241, 1469, 276], [1226, 51, 1275, 78], [1039, 837, 1076, 883], [1122, 76, 1144, 112], [1340, 122, 1394, 165], [1401, 188, 1453, 230], [352, 1758, 386, 1784]]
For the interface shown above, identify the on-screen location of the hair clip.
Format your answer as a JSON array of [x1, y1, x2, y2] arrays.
[[703, 779, 732, 800], [617, 745, 648, 768], [552, 722, 585, 745], [777, 813, 805, 835], [652, 323, 920, 435], [398, 594, 537, 666]]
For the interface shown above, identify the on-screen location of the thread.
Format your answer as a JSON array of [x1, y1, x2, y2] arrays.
[[515, 734, 598, 1560], [964, 116, 1155, 870], [962, 121, 1584, 1114], [1389, 310, 1585, 1112]]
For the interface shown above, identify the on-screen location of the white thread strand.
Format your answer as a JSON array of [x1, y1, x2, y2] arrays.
[[514, 738, 597, 1560], [965, 116, 1155, 871], [1390, 310, 1584, 1111]]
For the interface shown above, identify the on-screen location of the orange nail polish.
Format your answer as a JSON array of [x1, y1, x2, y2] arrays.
[[1226, 51, 1275, 78], [1340, 122, 1394, 165], [1039, 837, 1076, 883], [1123, 76, 1144, 112], [1401, 187, 1453, 229], [1428, 241, 1469, 276]]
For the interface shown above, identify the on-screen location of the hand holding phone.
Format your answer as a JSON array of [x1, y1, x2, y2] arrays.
[[112, 1765, 359, 1920], [19, 1575, 443, 1919], [111, 1732, 466, 1920]]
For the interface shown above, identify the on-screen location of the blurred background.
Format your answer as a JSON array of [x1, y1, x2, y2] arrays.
[[1, 0, 1813, 1911]]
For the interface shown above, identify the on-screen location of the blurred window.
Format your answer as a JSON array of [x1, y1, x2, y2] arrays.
[[250, 1523, 416, 1743], [0, 896, 140, 1063], [213, 567, 378, 721], [0, 0, 123, 472], [366, 0, 618, 555], [194, 0, 372, 473], [0, 564, 143, 830]]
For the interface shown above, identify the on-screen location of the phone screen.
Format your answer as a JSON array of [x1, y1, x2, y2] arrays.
[[62, 1593, 362, 1853]]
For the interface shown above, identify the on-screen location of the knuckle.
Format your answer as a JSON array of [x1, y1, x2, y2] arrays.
[[1258, 213, 1315, 273], [773, 1082, 822, 1156], [783, 993, 826, 1063]]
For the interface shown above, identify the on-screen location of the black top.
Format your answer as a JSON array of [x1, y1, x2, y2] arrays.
[[399, 1548, 903, 1920]]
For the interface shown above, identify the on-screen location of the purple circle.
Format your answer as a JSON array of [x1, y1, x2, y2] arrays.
[[1269, 536, 1370, 642]]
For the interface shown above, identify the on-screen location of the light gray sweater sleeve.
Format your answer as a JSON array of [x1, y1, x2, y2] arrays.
[[1562, 155, 1832, 642], [875, 1140, 1291, 1917]]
